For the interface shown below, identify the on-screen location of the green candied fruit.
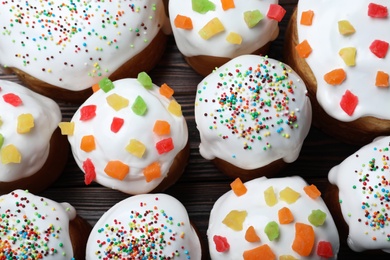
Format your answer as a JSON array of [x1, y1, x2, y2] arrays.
[[132, 96, 147, 116], [244, 10, 264, 28], [0, 134, 3, 149], [98, 77, 115, 93], [264, 221, 280, 241], [192, 0, 215, 14], [308, 209, 327, 227], [137, 72, 153, 89]]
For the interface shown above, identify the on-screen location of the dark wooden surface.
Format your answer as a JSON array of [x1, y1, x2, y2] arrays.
[[1, 1, 380, 259]]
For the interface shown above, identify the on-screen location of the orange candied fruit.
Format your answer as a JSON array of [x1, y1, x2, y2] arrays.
[[230, 178, 247, 196], [300, 10, 314, 26], [295, 40, 312, 58]]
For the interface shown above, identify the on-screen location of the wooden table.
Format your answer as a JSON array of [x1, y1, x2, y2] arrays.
[[1, 0, 377, 259]]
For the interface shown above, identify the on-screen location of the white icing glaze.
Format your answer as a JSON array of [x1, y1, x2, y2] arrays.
[[0, 80, 61, 182], [194, 55, 312, 169], [0, 189, 76, 259], [86, 193, 202, 259], [297, 0, 390, 121], [168, 0, 279, 58], [67, 78, 188, 194], [329, 136, 390, 253], [0, 0, 168, 91], [207, 176, 340, 259]]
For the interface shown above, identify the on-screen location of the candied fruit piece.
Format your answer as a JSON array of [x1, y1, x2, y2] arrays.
[[245, 226, 260, 242], [80, 135, 96, 153], [221, 0, 235, 11], [304, 184, 321, 199], [153, 120, 171, 136], [213, 235, 229, 253], [143, 161, 161, 182], [317, 241, 333, 258], [106, 93, 129, 111], [339, 47, 357, 67], [222, 210, 247, 231], [340, 90, 358, 116], [324, 68, 346, 85], [111, 117, 124, 133], [0, 134, 3, 149], [243, 244, 275, 260], [226, 32, 242, 45], [17, 114, 34, 134], [137, 72, 153, 89], [83, 158, 96, 185], [192, 0, 215, 14], [279, 256, 298, 260], [376, 71, 389, 87], [338, 20, 355, 35], [126, 139, 146, 158], [295, 40, 312, 58], [160, 83, 174, 98], [168, 100, 182, 116], [368, 3, 388, 18], [230, 178, 247, 196], [264, 186, 278, 207], [278, 207, 294, 224], [264, 221, 279, 241], [300, 10, 314, 26], [199, 17, 225, 40], [308, 209, 327, 227], [267, 4, 286, 22], [98, 77, 115, 93], [279, 187, 300, 204], [3, 93, 22, 107], [243, 10, 264, 28], [132, 96, 148, 116], [1, 144, 21, 164], [174, 15, 193, 30], [370, 39, 389, 58], [80, 105, 97, 121], [292, 222, 315, 256], [58, 122, 75, 136], [156, 138, 174, 154], [104, 161, 129, 180]]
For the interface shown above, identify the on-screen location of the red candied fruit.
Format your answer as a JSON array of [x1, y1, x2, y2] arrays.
[[83, 158, 96, 185], [156, 138, 174, 154], [340, 90, 358, 116], [317, 241, 333, 258], [213, 235, 230, 252], [267, 4, 286, 22], [368, 3, 388, 18], [370, 40, 389, 58], [80, 104, 97, 121], [3, 93, 22, 107], [111, 117, 124, 133]]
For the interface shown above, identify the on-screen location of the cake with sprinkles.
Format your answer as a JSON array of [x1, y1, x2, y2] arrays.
[[207, 176, 339, 259], [168, 0, 286, 76], [0, 189, 91, 259], [194, 55, 312, 180], [328, 136, 390, 254], [0, 0, 170, 103], [60, 74, 189, 195], [86, 193, 202, 259], [0, 79, 68, 194], [285, 0, 390, 145]]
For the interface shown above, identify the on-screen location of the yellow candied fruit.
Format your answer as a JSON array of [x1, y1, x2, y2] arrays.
[[222, 210, 247, 231], [1, 144, 21, 164], [339, 47, 356, 67], [168, 100, 182, 116], [17, 113, 34, 134], [338, 20, 355, 35], [226, 32, 242, 45], [264, 186, 278, 207], [106, 93, 129, 111], [279, 255, 298, 260], [199, 17, 225, 40], [279, 187, 300, 204], [126, 139, 146, 158], [58, 122, 75, 136]]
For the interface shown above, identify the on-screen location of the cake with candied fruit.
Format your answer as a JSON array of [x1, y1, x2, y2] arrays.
[[208, 176, 339, 259], [60, 73, 189, 194], [194, 55, 312, 180], [86, 193, 202, 259], [169, 0, 286, 76], [285, 0, 390, 145], [0, 0, 170, 103], [0, 80, 68, 194]]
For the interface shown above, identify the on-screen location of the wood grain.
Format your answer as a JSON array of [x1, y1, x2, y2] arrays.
[[0, 1, 376, 259]]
